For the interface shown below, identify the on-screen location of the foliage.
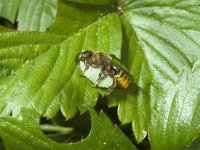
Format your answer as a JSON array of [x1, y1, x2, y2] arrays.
[[0, 108, 136, 150], [0, 0, 200, 149]]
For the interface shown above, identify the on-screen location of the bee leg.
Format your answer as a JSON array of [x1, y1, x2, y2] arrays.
[[80, 64, 89, 77], [94, 72, 104, 87], [83, 64, 89, 73], [106, 78, 116, 95]]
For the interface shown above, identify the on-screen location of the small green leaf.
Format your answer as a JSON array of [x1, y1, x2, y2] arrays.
[[0, 0, 57, 32], [0, 108, 137, 150], [0, 0, 21, 23], [17, 0, 57, 31], [149, 60, 200, 150]]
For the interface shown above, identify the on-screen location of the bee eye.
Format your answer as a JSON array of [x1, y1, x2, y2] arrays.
[[82, 51, 92, 58]]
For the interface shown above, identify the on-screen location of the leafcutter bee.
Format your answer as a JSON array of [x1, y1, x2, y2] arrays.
[[76, 51, 131, 95]]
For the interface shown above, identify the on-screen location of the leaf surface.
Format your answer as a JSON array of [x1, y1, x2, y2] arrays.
[[0, 0, 21, 22], [47, 0, 114, 36], [1, 0, 200, 148], [17, 0, 57, 31], [108, 0, 200, 142], [67, 0, 113, 5], [0, 5, 122, 119], [149, 60, 200, 150], [0, 0, 56, 31], [0, 109, 137, 150]]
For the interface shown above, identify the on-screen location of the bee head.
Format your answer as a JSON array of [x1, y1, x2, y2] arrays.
[[78, 51, 92, 62], [81, 50, 92, 58], [75, 50, 93, 64]]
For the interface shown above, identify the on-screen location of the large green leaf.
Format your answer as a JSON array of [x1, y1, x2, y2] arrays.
[[149, 60, 200, 150], [0, 108, 137, 150], [0, 5, 121, 120], [108, 0, 200, 142]]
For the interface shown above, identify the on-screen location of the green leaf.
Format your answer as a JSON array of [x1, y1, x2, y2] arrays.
[[67, 0, 113, 5], [0, 0, 21, 23], [109, 0, 200, 142], [0, 108, 137, 150], [17, 0, 57, 31], [47, 0, 114, 36], [0, 0, 57, 32], [0, 26, 66, 80], [0, 5, 121, 120], [1, 0, 200, 148], [188, 134, 200, 150], [149, 60, 200, 150]]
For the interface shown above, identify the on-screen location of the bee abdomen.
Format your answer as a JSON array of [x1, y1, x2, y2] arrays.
[[115, 71, 130, 89]]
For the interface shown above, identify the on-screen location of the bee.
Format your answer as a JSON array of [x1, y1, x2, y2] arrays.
[[76, 50, 131, 95]]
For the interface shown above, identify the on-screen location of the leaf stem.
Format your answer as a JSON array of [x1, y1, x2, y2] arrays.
[[40, 124, 74, 134]]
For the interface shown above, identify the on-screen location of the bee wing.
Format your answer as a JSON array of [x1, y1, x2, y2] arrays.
[[95, 52, 112, 60], [101, 53, 115, 67], [102, 53, 113, 60]]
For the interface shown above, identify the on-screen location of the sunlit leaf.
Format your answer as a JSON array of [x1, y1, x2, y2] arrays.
[[149, 60, 200, 150], [0, 0, 57, 31], [109, 0, 200, 142], [0, 9, 121, 119], [17, 0, 57, 31], [1, 0, 200, 149]]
